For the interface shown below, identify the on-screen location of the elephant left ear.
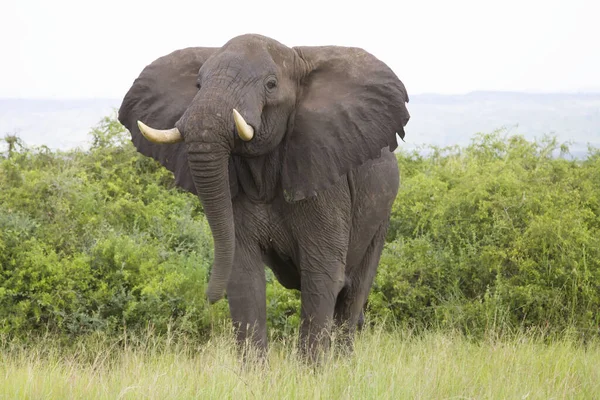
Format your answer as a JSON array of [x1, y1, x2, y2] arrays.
[[282, 46, 410, 201]]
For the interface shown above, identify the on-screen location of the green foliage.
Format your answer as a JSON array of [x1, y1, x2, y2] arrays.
[[266, 271, 301, 338], [0, 115, 229, 339], [370, 131, 600, 338], [1, 118, 599, 341]]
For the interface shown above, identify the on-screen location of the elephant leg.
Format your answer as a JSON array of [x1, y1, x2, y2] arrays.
[[357, 306, 366, 331], [293, 185, 350, 362], [334, 221, 389, 353], [299, 264, 346, 363], [226, 244, 267, 359]]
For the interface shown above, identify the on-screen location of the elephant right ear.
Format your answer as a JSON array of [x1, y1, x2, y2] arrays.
[[282, 46, 409, 202], [118, 47, 239, 196]]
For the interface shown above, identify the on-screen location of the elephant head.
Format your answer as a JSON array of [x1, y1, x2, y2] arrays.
[[118, 34, 410, 304]]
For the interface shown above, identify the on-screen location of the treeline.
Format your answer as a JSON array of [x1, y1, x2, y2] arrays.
[[1, 116, 599, 340]]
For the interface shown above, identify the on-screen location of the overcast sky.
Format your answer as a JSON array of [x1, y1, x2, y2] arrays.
[[2, 0, 599, 99]]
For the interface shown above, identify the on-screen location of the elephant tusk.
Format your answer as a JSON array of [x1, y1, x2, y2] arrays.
[[137, 120, 183, 144], [232, 109, 254, 141]]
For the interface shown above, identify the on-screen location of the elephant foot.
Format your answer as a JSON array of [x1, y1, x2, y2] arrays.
[[232, 321, 268, 363], [237, 342, 269, 370], [298, 327, 333, 366]]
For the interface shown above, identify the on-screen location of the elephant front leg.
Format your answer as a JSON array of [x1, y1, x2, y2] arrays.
[[226, 245, 267, 359], [299, 264, 346, 363]]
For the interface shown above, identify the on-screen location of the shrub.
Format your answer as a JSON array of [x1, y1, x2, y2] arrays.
[[370, 132, 600, 338], [0, 116, 228, 339], [1, 119, 599, 341]]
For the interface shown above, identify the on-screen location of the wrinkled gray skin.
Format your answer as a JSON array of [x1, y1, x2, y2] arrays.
[[118, 34, 409, 361]]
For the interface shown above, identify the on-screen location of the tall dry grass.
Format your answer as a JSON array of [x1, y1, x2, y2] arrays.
[[2, 328, 599, 399]]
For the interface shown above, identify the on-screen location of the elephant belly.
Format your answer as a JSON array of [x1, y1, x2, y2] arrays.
[[263, 249, 301, 290]]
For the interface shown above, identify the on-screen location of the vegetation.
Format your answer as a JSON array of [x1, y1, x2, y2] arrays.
[[377, 133, 600, 338], [2, 329, 599, 399], [1, 115, 599, 342]]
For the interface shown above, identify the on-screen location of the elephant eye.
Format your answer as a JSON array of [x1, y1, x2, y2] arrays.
[[265, 78, 277, 91]]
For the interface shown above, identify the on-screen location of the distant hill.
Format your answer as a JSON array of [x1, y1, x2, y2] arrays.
[[404, 91, 600, 158], [1, 92, 599, 157]]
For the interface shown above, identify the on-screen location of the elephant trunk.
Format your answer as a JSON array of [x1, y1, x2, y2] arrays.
[[188, 146, 234, 304]]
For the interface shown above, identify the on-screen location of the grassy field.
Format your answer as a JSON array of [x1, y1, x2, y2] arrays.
[[2, 329, 599, 399]]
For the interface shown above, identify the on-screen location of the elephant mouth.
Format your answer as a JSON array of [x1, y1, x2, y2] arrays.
[[136, 108, 254, 144]]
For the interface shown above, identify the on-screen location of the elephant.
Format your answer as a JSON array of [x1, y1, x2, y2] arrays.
[[117, 34, 410, 361]]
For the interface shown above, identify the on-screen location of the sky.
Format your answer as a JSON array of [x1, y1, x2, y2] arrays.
[[1, 0, 599, 99]]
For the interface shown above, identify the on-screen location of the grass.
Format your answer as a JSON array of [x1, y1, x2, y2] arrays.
[[1, 328, 599, 399]]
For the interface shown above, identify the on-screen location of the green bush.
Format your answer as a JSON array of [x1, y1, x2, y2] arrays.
[[0, 116, 229, 339], [1, 118, 599, 341], [370, 133, 600, 338]]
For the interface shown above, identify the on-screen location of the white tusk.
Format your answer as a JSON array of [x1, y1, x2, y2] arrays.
[[232, 109, 254, 141], [137, 120, 183, 144]]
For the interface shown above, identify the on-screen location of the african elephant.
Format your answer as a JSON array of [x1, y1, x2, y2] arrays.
[[118, 34, 410, 360]]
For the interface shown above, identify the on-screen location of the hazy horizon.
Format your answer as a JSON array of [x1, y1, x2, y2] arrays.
[[3, 92, 598, 159]]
